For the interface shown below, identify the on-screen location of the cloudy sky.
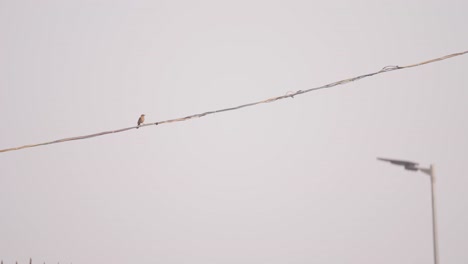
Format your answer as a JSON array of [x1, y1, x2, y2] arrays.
[[1, 0, 467, 263]]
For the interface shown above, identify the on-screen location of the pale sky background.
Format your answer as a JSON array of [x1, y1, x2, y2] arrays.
[[1, 0, 467, 263]]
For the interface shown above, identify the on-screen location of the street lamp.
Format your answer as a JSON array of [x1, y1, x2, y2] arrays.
[[377, 157, 439, 264]]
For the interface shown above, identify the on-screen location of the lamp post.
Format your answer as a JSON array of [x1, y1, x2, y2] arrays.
[[377, 157, 439, 264]]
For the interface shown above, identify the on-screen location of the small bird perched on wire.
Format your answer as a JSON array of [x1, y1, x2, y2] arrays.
[[137, 114, 145, 129]]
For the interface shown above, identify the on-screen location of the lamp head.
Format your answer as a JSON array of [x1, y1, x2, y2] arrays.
[[377, 157, 419, 171]]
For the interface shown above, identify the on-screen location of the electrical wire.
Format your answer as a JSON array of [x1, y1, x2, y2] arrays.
[[1, 50, 467, 153]]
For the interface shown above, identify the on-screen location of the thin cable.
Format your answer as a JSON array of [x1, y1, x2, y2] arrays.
[[1, 50, 467, 153]]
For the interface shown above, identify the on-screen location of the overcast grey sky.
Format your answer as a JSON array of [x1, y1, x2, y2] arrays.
[[1, 0, 467, 263]]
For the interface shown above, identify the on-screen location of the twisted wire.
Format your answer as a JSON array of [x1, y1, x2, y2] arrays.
[[1, 50, 467, 153]]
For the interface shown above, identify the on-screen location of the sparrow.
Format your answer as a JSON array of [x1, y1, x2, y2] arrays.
[[137, 114, 145, 129]]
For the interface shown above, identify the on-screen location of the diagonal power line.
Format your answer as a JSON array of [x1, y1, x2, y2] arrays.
[[1, 50, 467, 153]]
